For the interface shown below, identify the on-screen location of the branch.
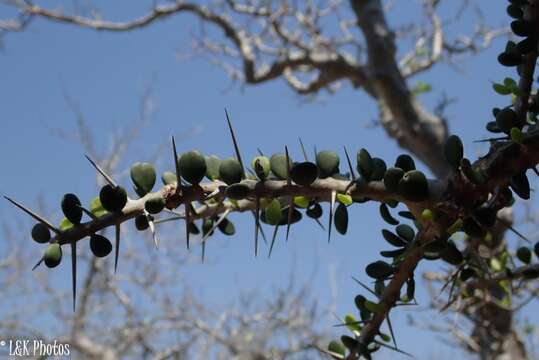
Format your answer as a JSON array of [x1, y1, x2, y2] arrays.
[[44, 176, 427, 246], [350, 0, 450, 178], [13, 1, 366, 93]]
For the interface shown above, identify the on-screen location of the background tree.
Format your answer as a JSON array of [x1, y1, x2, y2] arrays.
[[0, 102, 330, 360], [1, 1, 538, 359]]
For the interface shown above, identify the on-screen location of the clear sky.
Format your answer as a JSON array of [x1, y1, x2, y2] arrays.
[[0, 1, 535, 359]]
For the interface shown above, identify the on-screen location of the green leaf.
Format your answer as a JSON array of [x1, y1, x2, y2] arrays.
[[327, 340, 345, 359], [447, 218, 463, 235], [344, 313, 361, 334], [412, 81, 432, 95], [364, 300, 385, 314], [379, 332, 391, 343], [229, 199, 240, 209], [266, 199, 282, 225], [501, 78, 524, 96], [59, 217, 74, 231], [293, 196, 310, 208], [90, 196, 108, 217], [490, 258, 502, 272], [511, 127, 524, 143], [492, 83, 511, 95], [336, 193, 353, 206], [503, 77, 517, 88]]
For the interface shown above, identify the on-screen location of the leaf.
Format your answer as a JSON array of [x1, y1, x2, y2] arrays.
[[327, 340, 345, 359], [334, 203, 349, 235], [379, 204, 399, 225], [490, 258, 502, 272], [90, 196, 108, 217], [381, 229, 407, 247], [293, 196, 310, 208], [336, 193, 353, 206], [379, 332, 391, 343], [265, 199, 282, 226], [344, 314, 361, 334], [59, 217, 74, 231], [412, 81, 432, 95], [503, 77, 517, 88], [365, 300, 386, 314], [492, 83, 511, 95]]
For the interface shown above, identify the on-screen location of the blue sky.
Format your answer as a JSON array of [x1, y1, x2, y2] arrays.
[[0, 1, 535, 359]]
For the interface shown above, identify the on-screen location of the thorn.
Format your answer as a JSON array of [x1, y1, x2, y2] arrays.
[[284, 146, 294, 242], [472, 137, 509, 143], [224, 109, 245, 179], [200, 209, 231, 245], [71, 241, 77, 312], [285, 146, 291, 187], [447, 271, 459, 304], [114, 224, 121, 273], [254, 198, 260, 257], [343, 146, 356, 180], [440, 295, 459, 312], [257, 148, 264, 156], [268, 225, 279, 258], [201, 240, 206, 263], [246, 168, 257, 178], [436, 268, 461, 300], [351, 276, 378, 297], [328, 191, 336, 243], [148, 212, 159, 249], [185, 202, 191, 250], [314, 218, 326, 230], [344, 180, 356, 193], [32, 258, 43, 271], [78, 205, 98, 220], [286, 201, 294, 242], [255, 197, 260, 257], [333, 320, 365, 328], [298, 137, 309, 161], [386, 313, 397, 349], [497, 216, 530, 243], [252, 211, 268, 244], [3, 196, 60, 234], [84, 155, 116, 186], [153, 215, 184, 225], [172, 136, 182, 187], [204, 188, 222, 201], [373, 340, 413, 357]]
